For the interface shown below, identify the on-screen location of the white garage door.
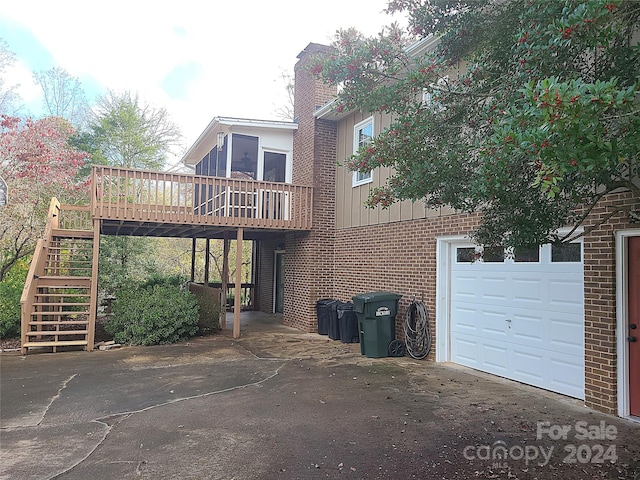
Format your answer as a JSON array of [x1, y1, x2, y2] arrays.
[[449, 242, 584, 399]]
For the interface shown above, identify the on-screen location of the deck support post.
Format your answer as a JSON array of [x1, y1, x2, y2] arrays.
[[204, 238, 210, 286], [233, 228, 243, 339], [190, 238, 196, 282], [87, 217, 100, 351], [221, 233, 229, 330]]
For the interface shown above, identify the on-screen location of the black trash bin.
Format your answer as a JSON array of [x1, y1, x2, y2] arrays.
[[337, 302, 359, 344], [315, 299, 338, 335], [327, 301, 341, 340], [353, 292, 402, 358]]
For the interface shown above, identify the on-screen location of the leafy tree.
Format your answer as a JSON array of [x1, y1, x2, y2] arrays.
[[310, 0, 640, 248], [0, 115, 90, 281], [77, 90, 182, 295], [82, 90, 181, 171], [33, 67, 89, 128]]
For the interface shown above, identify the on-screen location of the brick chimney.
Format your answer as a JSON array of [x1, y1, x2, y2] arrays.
[[283, 43, 338, 331]]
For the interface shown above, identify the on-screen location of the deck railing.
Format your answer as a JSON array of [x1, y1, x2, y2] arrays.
[[20, 198, 59, 347], [58, 204, 92, 231], [91, 166, 313, 230]]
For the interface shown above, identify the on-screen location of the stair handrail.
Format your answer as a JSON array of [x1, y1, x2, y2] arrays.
[[20, 197, 61, 350]]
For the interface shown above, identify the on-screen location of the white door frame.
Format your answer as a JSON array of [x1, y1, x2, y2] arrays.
[[616, 229, 640, 419], [435, 236, 471, 362]]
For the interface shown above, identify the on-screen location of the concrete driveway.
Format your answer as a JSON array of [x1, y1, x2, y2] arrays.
[[1, 313, 639, 479]]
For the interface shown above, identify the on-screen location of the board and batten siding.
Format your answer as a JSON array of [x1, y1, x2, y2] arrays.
[[335, 110, 452, 229]]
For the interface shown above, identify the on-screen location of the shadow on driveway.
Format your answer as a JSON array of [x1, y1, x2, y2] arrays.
[[1, 316, 639, 479]]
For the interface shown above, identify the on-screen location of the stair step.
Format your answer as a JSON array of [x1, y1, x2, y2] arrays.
[[36, 293, 89, 297], [25, 330, 89, 336], [29, 321, 89, 325], [30, 311, 90, 316], [33, 302, 91, 307], [52, 228, 94, 239], [23, 340, 88, 348], [35, 276, 91, 287]]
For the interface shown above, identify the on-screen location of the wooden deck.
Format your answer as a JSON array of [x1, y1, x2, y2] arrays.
[[91, 166, 313, 238]]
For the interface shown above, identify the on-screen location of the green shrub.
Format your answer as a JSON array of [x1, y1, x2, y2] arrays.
[[140, 273, 186, 290], [0, 259, 29, 339], [106, 284, 198, 346]]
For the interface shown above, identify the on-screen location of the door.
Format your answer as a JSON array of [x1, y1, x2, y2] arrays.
[[449, 242, 585, 399], [629, 236, 640, 416], [274, 252, 285, 314]]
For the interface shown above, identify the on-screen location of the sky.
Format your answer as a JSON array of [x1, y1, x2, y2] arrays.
[[0, 0, 407, 165]]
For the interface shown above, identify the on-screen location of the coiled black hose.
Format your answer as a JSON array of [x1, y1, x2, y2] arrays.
[[404, 300, 432, 360]]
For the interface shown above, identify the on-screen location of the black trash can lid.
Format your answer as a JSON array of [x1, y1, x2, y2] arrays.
[[352, 291, 402, 302], [316, 298, 338, 306]]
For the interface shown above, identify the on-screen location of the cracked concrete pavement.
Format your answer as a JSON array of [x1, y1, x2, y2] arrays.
[[1, 313, 639, 479]]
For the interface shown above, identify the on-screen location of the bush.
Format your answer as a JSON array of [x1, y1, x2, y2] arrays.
[[0, 259, 29, 339], [106, 283, 198, 346]]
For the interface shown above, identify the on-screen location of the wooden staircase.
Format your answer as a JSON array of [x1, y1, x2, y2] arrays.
[[21, 200, 98, 354]]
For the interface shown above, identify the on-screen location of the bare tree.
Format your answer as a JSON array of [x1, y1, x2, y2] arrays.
[[272, 69, 294, 121], [0, 39, 22, 116], [33, 67, 89, 127]]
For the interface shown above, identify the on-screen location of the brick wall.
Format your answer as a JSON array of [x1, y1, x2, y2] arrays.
[[333, 212, 481, 355], [581, 191, 637, 413], [286, 43, 637, 415], [284, 44, 338, 331]]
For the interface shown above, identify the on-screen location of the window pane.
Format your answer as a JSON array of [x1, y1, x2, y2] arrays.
[[231, 134, 258, 180], [482, 246, 504, 262], [456, 247, 476, 263], [358, 122, 373, 148], [552, 243, 581, 262], [514, 247, 540, 263], [356, 171, 371, 183], [264, 152, 286, 182]]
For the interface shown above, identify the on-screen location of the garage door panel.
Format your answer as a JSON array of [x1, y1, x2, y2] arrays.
[[481, 277, 507, 301], [511, 348, 545, 383], [451, 305, 480, 333], [452, 304, 508, 338], [549, 357, 584, 399], [449, 242, 584, 400], [548, 279, 583, 308], [511, 312, 544, 344], [512, 278, 543, 304], [451, 335, 480, 365], [452, 275, 480, 300], [481, 343, 509, 374], [548, 315, 584, 356]]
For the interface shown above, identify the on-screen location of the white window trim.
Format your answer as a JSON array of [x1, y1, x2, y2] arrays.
[[352, 117, 374, 187]]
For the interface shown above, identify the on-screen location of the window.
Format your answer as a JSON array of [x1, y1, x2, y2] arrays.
[[551, 242, 582, 262], [456, 247, 476, 263], [422, 76, 448, 112], [482, 246, 505, 263], [514, 246, 540, 263], [352, 117, 373, 187], [263, 152, 286, 183]]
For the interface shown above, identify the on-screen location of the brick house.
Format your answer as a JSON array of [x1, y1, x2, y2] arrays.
[[181, 39, 638, 419]]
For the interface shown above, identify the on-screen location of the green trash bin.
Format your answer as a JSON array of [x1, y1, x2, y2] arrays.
[[352, 292, 402, 358]]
